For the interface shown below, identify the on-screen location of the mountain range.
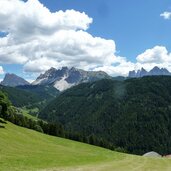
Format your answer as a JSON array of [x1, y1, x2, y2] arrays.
[[32, 67, 111, 91], [129, 66, 171, 78], [1, 66, 171, 91], [0, 67, 111, 91], [1, 67, 171, 156]]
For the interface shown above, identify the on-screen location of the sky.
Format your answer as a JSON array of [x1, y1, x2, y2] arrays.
[[0, 0, 171, 81]]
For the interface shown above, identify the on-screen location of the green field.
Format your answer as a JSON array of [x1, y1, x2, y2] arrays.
[[0, 121, 171, 171]]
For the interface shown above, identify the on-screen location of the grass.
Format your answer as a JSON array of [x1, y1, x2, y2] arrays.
[[20, 107, 39, 121], [0, 121, 171, 171]]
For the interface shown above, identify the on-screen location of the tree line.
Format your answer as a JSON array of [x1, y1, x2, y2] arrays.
[[0, 90, 123, 153], [39, 76, 171, 155]]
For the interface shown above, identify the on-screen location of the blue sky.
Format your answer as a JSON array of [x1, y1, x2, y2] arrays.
[[0, 0, 171, 81], [38, 0, 171, 60]]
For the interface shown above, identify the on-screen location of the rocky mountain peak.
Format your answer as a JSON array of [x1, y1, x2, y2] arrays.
[[129, 66, 171, 78], [32, 67, 111, 91], [1, 73, 30, 87]]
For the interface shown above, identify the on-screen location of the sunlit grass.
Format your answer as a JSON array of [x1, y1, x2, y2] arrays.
[[0, 121, 171, 171]]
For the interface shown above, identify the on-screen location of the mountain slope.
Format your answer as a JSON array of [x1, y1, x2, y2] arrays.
[[16, 85, 59, 101], [32, 67, 111, 91], [1, 121, 171, 171], [1, 73, 30, 87], [0, 85, 59, 109], [40, 76, 171, 155]]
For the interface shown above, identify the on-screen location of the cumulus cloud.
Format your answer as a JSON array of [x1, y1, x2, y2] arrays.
[[0, 0, 127, 75], [135, 46, 171, 71], [0, 0, 92, 36], [136, 46, 170, 64], [160, 11, 171, 20], [24, 57, 59, 73], [1, 0, 170, 77], [94, 57, 135, 76]]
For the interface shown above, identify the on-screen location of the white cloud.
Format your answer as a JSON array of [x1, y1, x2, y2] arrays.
[[0, 0, 94, 65], [24, 57, 59, 73], [0, 0, 92, 36], [94, 57, 135, 76], [2, 0, 171, 77], [21, 29, 117, 72], [160, 11, 171, 20], [136, 46, 170, 64], [0, 0, 130, 76], [135, 46, 171, 71], [0, 66, 4, 75]]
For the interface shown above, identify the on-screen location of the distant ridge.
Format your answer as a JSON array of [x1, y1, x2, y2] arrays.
[[32, 67, 111, 91], [129, 66, 171, 78], [1, 73, 30, 87]]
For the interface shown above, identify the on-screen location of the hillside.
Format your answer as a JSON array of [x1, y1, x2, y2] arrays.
[[40, 76, 171, 155], [1, 121, 171, 171], [0, 85, 59, 110]]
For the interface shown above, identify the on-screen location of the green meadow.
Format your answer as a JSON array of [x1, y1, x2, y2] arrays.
[[1, 121, 171, 171]]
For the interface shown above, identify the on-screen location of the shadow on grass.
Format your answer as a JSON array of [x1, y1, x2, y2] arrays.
[[0, 119, 7, 128]]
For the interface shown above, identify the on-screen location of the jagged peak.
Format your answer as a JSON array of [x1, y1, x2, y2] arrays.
[[5, 73, 18, 76], [46, 67, 57, 73], [70, 67, 77, 71], [1, 73, 30, 87], [129, 66, 171, 78], [61, 66, 68, 70], [141, 67, 147, 72], [49, 67, 57, 70], [150, 66, 160, 71], [32, 66, 110, 91]]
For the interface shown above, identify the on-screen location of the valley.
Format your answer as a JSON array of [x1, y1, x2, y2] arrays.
[[40, 76, 171, 155], [1, 68, 171, 170], [0, 0, 170, 170]]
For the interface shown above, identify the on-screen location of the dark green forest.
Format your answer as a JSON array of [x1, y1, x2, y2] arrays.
[[0, 90, 112, 150], [2, 76, 171, 155], [0, 85, 59, 109], [40, 76, 171, 155]]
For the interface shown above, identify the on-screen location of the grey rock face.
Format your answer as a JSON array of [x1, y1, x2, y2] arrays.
[[32, 67, 111, 91], [129, 67, 171, 78], [1, 73, 30, 87]]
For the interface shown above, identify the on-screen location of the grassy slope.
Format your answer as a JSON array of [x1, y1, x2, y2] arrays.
[[0, 122, 171, 171], [20, 108, 39, 121]]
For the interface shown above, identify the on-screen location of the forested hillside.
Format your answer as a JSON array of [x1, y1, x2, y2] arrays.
[[0, 91, 11, 127], [0, 85, 59, 109], [40, 76, 171, 155]]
